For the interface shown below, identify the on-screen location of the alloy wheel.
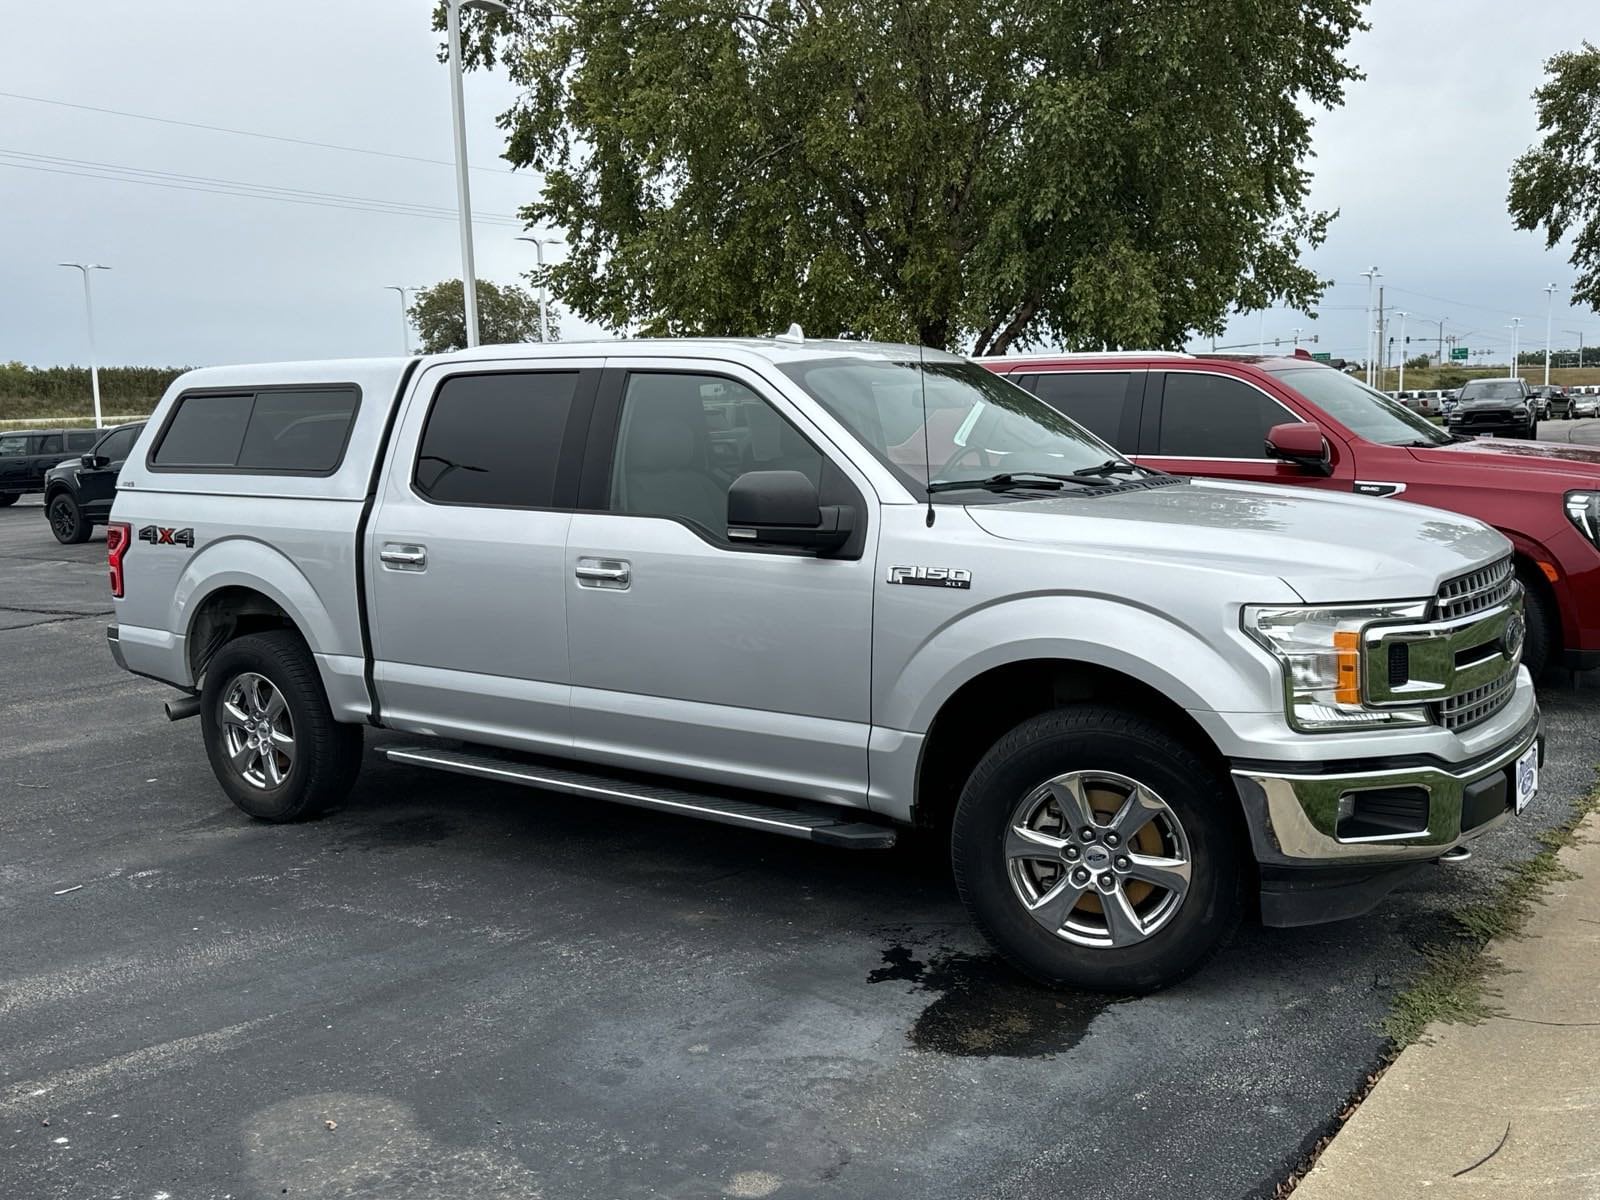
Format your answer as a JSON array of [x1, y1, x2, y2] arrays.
[[219, 672, 295, 789]]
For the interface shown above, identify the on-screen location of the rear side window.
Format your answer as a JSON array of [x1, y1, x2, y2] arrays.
[[152, 387, 359, 473], [414, 372, 578, 508], [38, 434, 63, 454], [1156, 373, 1294, 458], [1026, 372, 1136, 450]]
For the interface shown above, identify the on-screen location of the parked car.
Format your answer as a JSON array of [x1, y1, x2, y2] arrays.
[[105, 340, 1539, 994], [41, 421, 145, 544], [0, 427, 102, 505], [984, 351, 1600, 678], [1573, 394, 1599, 419], [1444, 378, 1538, 438]]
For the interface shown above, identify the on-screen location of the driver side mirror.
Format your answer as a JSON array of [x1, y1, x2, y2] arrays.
[[727, 470, 854, 554], [1265, 422, 1332, 477], [81, 453, 110, 469]]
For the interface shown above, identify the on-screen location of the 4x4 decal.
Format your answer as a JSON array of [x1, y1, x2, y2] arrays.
[[138, 525, 195, 548]]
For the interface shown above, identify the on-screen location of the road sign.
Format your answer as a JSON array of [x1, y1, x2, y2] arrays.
[[1311, 352, 1331, 363], [1450, 347, 1469, 361]]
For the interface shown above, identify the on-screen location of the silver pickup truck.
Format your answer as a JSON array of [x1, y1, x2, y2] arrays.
[[106, 336, 1541, 991]]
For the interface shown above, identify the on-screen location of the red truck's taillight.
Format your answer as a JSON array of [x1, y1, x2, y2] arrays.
[[106, 522, 130, 598]]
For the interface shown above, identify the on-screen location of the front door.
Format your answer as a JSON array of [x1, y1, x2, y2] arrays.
[[565, 363, 878, 807], [76, 424, 141, 519], [366, 362, 599, 752]]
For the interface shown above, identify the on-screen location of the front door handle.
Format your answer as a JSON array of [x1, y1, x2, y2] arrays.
[[380, 543, 428, 570], [575, 558, 630, 589]]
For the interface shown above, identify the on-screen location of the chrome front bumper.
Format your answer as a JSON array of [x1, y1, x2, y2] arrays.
[[1232, 710, 1541, 868]]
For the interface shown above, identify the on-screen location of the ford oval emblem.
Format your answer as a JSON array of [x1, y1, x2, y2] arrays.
[[1503, 612, 1526, 664]]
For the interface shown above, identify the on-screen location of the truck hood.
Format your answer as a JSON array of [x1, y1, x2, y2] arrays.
[[965, 478, 1510, 603], [1410, 436, 1600, 479]]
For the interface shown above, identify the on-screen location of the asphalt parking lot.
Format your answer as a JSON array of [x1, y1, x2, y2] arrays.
[[2, 493, 1597, 1200]]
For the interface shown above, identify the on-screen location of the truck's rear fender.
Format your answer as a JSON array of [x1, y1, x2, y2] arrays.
[[174, 536, 367, 719]]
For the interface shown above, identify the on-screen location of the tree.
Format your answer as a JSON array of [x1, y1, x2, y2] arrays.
[[465, 0, 1365, 351], [407, 278, 554, 352], [1508, 43, 1600, 311]]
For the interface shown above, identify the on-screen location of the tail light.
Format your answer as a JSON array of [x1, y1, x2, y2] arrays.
[[106, 522, 131, 598]]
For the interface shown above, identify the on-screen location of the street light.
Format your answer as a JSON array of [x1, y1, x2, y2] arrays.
[[1565, 329, 1586, 370], [443, 0, 508, 348], [1507, 318, 1522, 378], [1543, 283, 1560, 387], [58, 263, 111, 429], [515, 235, 561, 342], [383, 285, 422, 354], [1360, 266, 1381, 385]]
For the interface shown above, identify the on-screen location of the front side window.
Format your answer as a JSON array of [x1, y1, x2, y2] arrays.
[[609, 372, 824, 535], [0, 435, 26, 456], [778, 357, 1119, 497], [66, 431, 99, 451], [95, 426, 140, 462], [414, 372, 577, 508], [1269, 368, 1451, 447], [1156, 373, 1294, 458]]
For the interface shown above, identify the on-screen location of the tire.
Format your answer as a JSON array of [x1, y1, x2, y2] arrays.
[[1520, 574, 1556, 681], [0, 492, 18, 507], [47, 493, 90, 544], [951, 706, 1245, 993], [200, 630, 363, 822]]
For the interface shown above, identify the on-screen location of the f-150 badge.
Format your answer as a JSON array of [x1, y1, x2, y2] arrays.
[[887, 566, 971, 589]]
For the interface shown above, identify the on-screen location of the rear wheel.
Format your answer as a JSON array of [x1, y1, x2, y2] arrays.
[[200, 630, 363, 821], [952, 706, 1245, 993], [47, 493, 90, 544]]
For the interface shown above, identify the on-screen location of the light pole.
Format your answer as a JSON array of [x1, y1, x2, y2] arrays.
[[1394, 312, 1409, 393], [515, 235, 561, 342], [1507, 318, 1522, 378], [58, 263, 111, 428], [1543, 283, 1560, 386], [1256, 310, 1266, 355], [384, 286, 422, 354], [1360, 266, 1381, 384], [1565, 329, 1585, 370], [444, 0, 508, 348]]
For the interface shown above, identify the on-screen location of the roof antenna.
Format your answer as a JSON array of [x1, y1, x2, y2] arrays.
[[919, 339, 935, 527]]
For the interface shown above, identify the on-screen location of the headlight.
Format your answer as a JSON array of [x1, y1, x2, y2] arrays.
[[1568, 491, 1600, 548], [1244, 603, 1431, 732]]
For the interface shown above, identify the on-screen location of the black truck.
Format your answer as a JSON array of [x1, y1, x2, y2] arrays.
[[41, 422, 145, 543], [1444, 378, 1537, 439], [0, 428, 104, 505]]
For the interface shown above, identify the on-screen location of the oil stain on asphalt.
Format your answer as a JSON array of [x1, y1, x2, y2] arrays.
[[869, 944, 1127, 1057]]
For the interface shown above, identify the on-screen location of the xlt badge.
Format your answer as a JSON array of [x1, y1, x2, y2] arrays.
[[887, 566, 971, 589]]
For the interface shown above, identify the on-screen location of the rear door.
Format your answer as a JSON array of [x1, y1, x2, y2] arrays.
[[27, 432, 65, 489], [366, 359, 600, 753], [1135, 369, 1353, 490], [563, 360, 878, 805], [0, 433, 32, 492]]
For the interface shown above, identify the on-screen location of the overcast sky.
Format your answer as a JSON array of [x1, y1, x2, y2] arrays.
[[1, 0, 1593, 372]]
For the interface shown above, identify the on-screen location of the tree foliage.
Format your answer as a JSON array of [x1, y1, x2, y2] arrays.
[[1509, 42, 1600, 312], [407, 278, 555, 352], [471, 0, 1365, 350]]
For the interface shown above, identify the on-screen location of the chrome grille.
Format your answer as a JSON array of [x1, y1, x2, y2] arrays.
[[1436, 557, 1515, 622], [1435, 668, 1518, 731]]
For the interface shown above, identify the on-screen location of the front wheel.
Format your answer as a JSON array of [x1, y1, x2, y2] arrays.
[[47, 493, 90, 544], [952, 706, 1245, 993], [200, 630, 363, 821]]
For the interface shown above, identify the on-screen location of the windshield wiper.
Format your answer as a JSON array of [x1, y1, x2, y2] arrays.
[[1072, 459, 1152, 479], [927, 472, 1102, 494]]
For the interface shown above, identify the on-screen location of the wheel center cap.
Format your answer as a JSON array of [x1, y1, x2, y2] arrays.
[[257, 721, 271, 737], [1083, 844, 1112, 871]]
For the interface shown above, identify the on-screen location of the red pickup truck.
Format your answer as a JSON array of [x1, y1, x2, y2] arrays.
[[982, 351, 1600, 678]]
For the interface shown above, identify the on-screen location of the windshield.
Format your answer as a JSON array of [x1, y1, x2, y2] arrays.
[[778, 357, 1126, 496], [1268, 367, 1452, 447], [1459, 380, 1526, 401]]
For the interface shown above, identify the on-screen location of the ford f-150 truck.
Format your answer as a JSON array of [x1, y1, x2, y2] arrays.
[[105, 337, 1541, 992], [984, 352, 1600, 678]]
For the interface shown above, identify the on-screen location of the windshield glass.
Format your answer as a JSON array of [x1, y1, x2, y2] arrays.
[[1268, 367, 1452, 447], [779, 357, 1123, 495], [1459, 380, 1526, 401]]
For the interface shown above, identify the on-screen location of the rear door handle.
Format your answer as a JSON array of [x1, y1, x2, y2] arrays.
[[380, 543, 428, 570], [575, 558, 630, 589]]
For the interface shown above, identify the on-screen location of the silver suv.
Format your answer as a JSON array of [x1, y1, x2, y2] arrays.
[[105, 337, 1541, 991]]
